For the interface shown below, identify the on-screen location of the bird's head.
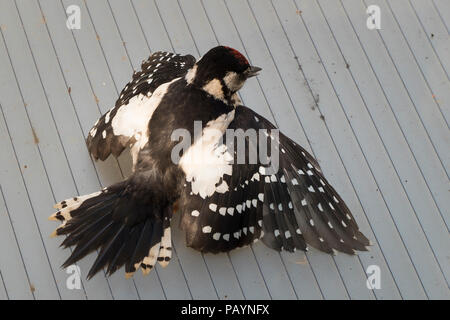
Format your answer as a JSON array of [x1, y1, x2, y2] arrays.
[[185, 46, 261, 103]]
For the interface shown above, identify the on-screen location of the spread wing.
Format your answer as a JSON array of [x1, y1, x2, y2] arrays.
[[178, 106, 370, 254], [87, 51, 196, 161]]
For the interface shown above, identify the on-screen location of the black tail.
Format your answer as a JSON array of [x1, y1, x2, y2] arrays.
[[49, 182, 172, 279]]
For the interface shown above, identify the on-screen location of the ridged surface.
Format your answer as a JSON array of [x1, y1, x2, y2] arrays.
[[0, 0, 448, 300]]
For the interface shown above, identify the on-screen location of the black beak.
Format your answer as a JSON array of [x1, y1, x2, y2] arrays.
[[246, 66, 262, 78]]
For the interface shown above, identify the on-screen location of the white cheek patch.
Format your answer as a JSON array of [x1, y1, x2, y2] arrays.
[[202, 78, 225, 102], [223, 71, 244, 92], [180, 110, 235, 199]]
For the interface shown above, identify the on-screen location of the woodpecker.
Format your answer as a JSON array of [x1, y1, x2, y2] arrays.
[[49, 46, 370, 279]]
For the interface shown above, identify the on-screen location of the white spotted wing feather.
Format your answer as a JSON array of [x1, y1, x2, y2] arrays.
[[178, 106, 370, 254]]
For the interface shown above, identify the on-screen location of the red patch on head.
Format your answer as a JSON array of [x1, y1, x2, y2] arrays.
[[225, 46, 249, 66]]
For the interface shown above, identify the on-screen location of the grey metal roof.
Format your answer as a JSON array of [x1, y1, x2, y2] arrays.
[[0, 0, 448, 300]]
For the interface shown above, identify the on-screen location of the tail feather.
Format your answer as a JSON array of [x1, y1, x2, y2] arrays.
[[60, 204, 115, 247], [53, 191, 101, 210], [106, 236, 128, 276], [157, 226, 172, 268], [141, 242, 160, 276], [157, 207, 173, 268], [88, 224, 126, 279], [49, 182, 173, 279], [139, 218, 165, 276], [62, 220, 115, 268], [49, 190, 116, 223], [122, 223, 147, 276], [125, 219, 154, 275]]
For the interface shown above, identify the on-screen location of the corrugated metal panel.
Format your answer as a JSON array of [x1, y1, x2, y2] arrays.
[[0, 0, 448, 300]]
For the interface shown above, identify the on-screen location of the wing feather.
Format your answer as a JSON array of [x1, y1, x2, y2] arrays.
[[87, 51, 196, 161], [178, 106, 370, 254]]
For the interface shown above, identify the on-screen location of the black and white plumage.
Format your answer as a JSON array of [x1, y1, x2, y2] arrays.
[[86, 51, 196, 165], [179, 107, 370, 254], [49, 46, 370, 279]]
